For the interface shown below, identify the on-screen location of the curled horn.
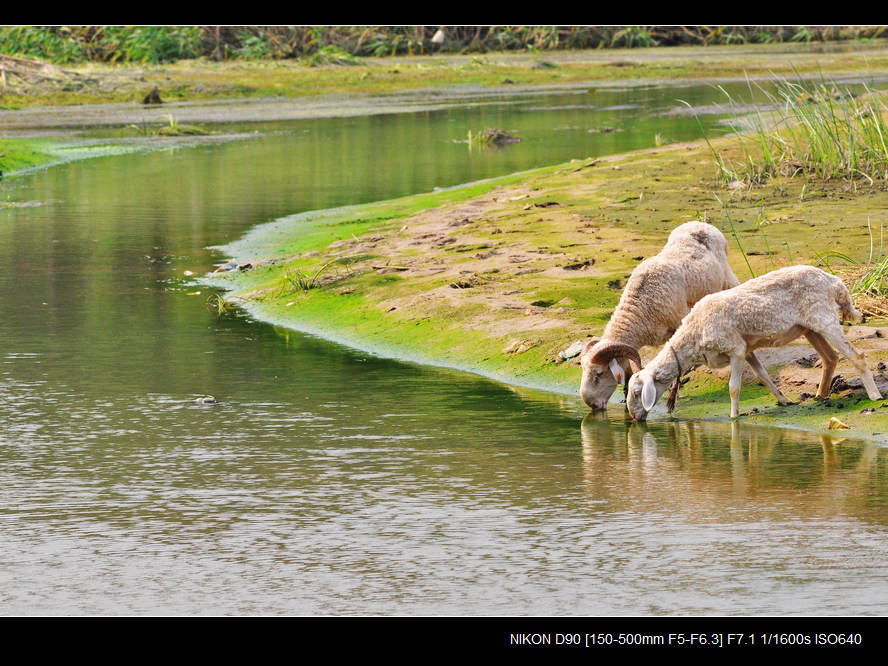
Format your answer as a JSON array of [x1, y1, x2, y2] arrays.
[[581, 337, 600, 356], [586, 341, 642, 370]]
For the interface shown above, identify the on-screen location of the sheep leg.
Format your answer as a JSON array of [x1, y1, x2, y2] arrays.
[[729, 355, 745, 418], [745, 351, 793, 405], [665, 378, 680, 413], [803, 330, 838, 398], [817, 324, 882, 401]]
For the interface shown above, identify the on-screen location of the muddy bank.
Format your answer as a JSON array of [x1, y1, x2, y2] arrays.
[[207, 135, 888, 441], [3, 41, 888, 112], [0, 83, 598, 136]]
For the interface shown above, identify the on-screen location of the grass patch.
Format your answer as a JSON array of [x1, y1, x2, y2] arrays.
[[691, 73, 888, 186], [281, 261, 336, 294], [304, 45, 361, 67], [466, 128, 520, 148], [128, 115, 211, 137], [206, 293, 235, 315], [0, 138, 59, 175]]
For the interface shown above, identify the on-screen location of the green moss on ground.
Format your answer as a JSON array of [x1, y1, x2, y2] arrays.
[[0, 138, 58, 176], [0, 134, 238, 181]]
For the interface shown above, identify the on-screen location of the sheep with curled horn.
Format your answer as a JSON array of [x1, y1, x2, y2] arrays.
[[580, 220, 753, 411]]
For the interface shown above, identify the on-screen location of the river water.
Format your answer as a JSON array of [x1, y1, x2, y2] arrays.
[[2, 81, 888, 615]]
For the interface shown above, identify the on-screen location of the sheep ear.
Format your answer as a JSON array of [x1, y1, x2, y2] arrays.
[[641, 375, 657, 412], [608, 358, 624, 384]]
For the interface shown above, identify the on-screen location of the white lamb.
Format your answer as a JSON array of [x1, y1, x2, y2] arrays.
[[625, 265, 882, 421], [581, 220, 743, 410]]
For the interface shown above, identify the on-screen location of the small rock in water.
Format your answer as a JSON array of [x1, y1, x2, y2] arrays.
[[828, 416, 850, 430]]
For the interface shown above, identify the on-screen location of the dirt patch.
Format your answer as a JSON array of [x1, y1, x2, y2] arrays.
[[330, 190, 586, 340]]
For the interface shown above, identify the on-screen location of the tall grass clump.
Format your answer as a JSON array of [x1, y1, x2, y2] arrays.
[[0, 26, 202, 64], [692, 74, 888, 185], [810, 217, 888, 316], [714, 194, 756, 278], [844, 252, 888, 317], [281, 261, 335, 294], [206, 293, 235, 315], [466, 128, 520, 149]]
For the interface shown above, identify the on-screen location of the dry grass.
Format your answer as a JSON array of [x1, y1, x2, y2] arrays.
[[837, 266, 888, 318]]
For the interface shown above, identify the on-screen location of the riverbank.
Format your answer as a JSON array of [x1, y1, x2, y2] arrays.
[[4, 42, 888, 109], [207, 134, 888, 441], [0, 137, 57, 176], [0, 132, 254, 186]]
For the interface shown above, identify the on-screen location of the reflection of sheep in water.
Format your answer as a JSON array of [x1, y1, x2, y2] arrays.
[[626, 265, 883, 421], [580, 221, 746, 411]]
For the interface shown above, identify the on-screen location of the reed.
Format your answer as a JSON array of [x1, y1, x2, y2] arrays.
[[206, 293, 235, 315], [678, 99, 738, 182], [282, 261, 335, 294], [128, 115, 210, 137], [154, 115, 210, 137], [697, 74, 888, 185], [714, 194, 755, 278], [466, 128, 520, 149]]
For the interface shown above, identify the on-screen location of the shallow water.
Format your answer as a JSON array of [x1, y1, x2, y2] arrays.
[[2, 81, 888, 615]]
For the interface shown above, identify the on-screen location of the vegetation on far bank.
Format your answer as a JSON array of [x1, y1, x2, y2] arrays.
[[2, 26, 885, 65]]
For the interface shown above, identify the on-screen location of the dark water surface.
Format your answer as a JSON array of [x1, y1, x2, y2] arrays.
[[2, 82, 888, 615]]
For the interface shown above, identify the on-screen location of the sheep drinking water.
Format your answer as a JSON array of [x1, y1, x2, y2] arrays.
[[580, 221, 744, 410]]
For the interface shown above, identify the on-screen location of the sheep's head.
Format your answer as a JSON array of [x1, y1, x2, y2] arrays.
[[579, 338, 642, 411], [626, 369, 669, 421]]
